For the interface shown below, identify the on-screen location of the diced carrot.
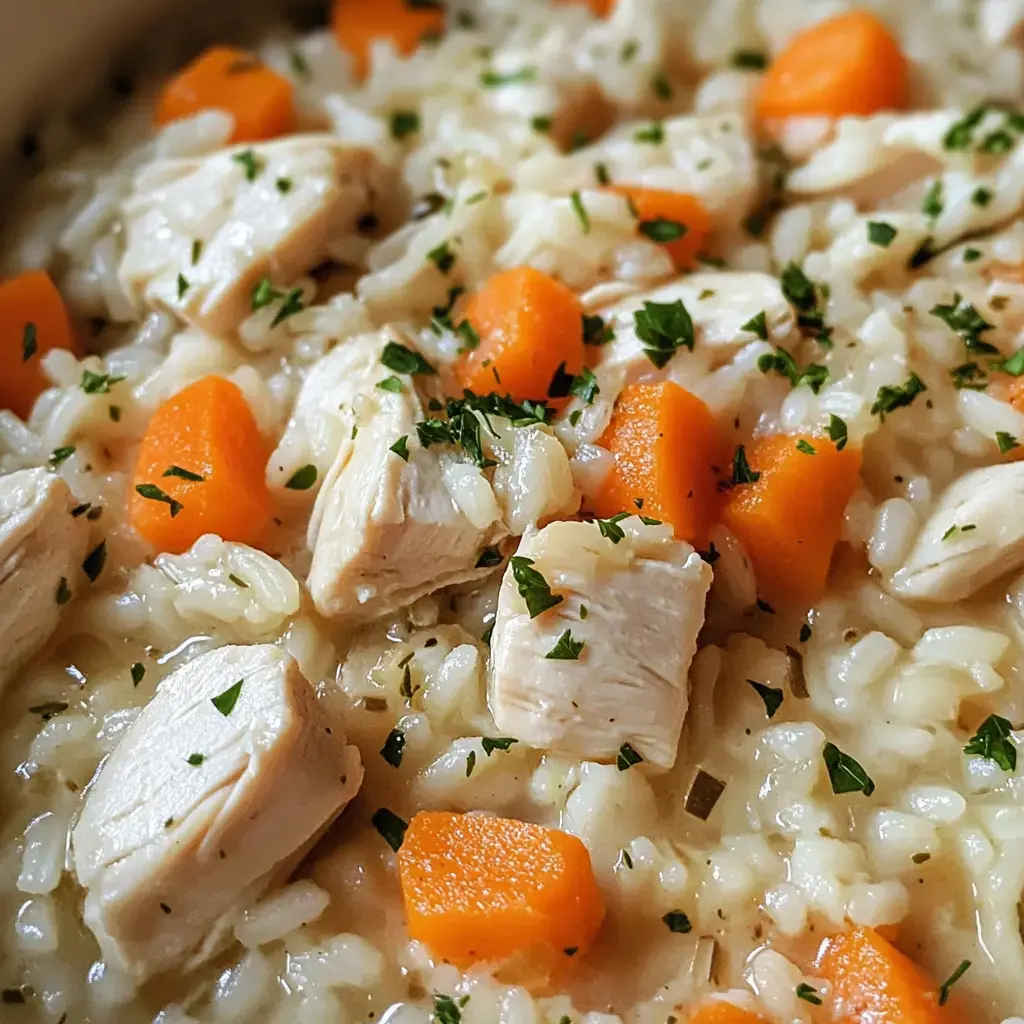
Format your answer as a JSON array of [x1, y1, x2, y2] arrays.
[[1006, 375, 1024, 414], [154, 46, 296, 143], [457, 267, 585, 405], [607, 187, 711, 269], [332, 0, 444, 81], [688, 1003, 770, 1024], [720, 434, 862, 606], [817, 926, 967, 1023], [397, 811, 606, 967], [554, 0, 616, 16], [593, 382, 724, 546], [755, 11, 908, 124], [129, 376, 272, 555], [0, 270, 79, 421]]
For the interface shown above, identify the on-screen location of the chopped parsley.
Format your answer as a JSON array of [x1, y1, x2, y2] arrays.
[[275, 177, 292, 194], [377, 376, 405, 393], [938, 960, 971, 1006], [131, 662, 145, 686], [741, 310, 768, 340], [616, 742, 643, 770], [251, 277, 281, 311], [371, 807, 408, 852], [81, 370, 124, 394], [163, 465, 204, 481], [49, 446, 75, 468], [651, 70, 673, 100], [582, 313, 614, 346], [29, 701, 68, 720], [191, 239, 203, 264], [661, 910, 692, 933], [481, 737, 518, 756], [380, 728, 406, 768], [135, 483, 184, 518], [509, 556, 563, 618], [427, 241, 455, 274], [176, 273, 189, 300], [638, 218, 686, 242], [595, 162, 611, 186], [963, 713, 1016, 772], [796, 439, 816, 455], [870, 373, 927, 419], [570, 367, 600, 404], [465, 750, 476, 776], [389, 435, 411, 461], [795, 983, 822, 1006], [432, 993, 464, 1024], [53, 575, 71, 605], [81, 541, 107, 583], [828, 413, 849, 451], [596, 511, 630, 543], [930, 294, 996, 354], [943, 106, 987, 150], [270, 287, 304, 328], [381, 341, 436, 376], [779, 262, 832, 344], [748, 679, 783, 718], [22, 322, 37, 361], [731, 50, 767, 70], [231, 148, 264, 182], [285, 464, 318, 490], [633, 299, 694, 367], [211, 679, 244, 717], [941, 523, 977, 541], [570, 191, 590, 234], [390, 109, 420, 140], [530, 115, 552, 133], [475, 547, 504, 568], [867, 221, 898, 248], [997, 348, 1024, 376], [822, 741, 875, 796], [922, 178, 944, 223], [186, 753, 205, 767], [997, 431, 1020, 453], [730, 444, 760, 485], [545, 629, 585, 660], [228, 574, 248, 587], [633, 121, 664, 145], [972, 186, 993, 207], [963, 247, 982, 263], [479, 67, 536, 88]]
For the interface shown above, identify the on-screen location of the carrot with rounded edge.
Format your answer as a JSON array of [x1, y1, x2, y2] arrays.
[[332, 0, 444, 81], [457, 266, 584, 405], [0, 270, 79, 421], [155, 46, 296, 143], [816, 926, 967, 1023], [721, 434, 862, 605], [607, 187, 711, 269], [130, 376, 272, 555], [593, 382, 724, 546], [397, 810, 605, 967], [688, 1003, 771, 1024], [756, 11, 908, 124]]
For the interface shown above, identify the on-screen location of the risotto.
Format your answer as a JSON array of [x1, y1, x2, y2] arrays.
[[1, 1, 1024, 1022]]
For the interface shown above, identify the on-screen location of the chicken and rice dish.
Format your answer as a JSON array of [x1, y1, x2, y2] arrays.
[[1, 0, 1023, 1022]]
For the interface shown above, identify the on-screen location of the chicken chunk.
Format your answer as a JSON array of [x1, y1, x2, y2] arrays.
[[72, 644, 362, 980], [0, 468, 89, 690], [488, 517, 712, 769], [304, 335, 506, 622], [890, 463, 1024, 602], [119, 135, 391, 338]]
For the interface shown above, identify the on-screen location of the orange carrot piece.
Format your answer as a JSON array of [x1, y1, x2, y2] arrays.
[[607, 187, 712, 269], [720, 434, 862, 606], [817, 926, 967, 1023], [756, 11, 908, 123], [1006, 375, 1024, 415], [332, 0, 444, 81], [154, 46, 296, 143], [554, 0, 616, 16], [688, 1003, 771, 1024], [593, 382, 724, 546], [130, 376, 272, 555], [457, 267, 585, 405], [0, 270, 79, 421], [397, 811, 606, 967]]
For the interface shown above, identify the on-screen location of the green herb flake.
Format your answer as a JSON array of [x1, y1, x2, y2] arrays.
[[822, 741, 876, 796], [427, 241, 456, 274], [377, 375, 405, 394], [633, 122, 664, 145], [963, 713, 1016, 772], [285, 464, 318, 491], [569, 190, 591, 234], [49, 446, 75, 468], [595, 162, 611, 186], [163, 465, 204, 482], [211, 679, 244, 717], [545, 629, 585, 661], [481, 736, 519, 756], [475, 546, 503, 568], [867, 221, 898, 248], [796, 983, 823, 1006], [921, 178, 944, 223], [251, 277, 282, 311], [81, 540, 107, 583], [176, 273, 189, 300], [731, 50, 767, 70], [796, 439, 816, 455], [231, 148, 265, 182], [944, 106, 987, 150], [270, 287, 305, 328], [509, 555, 563, 618], [191, 239, 203, 264], [389, 435, 411, 462], [381, 340, 436, 376], [131, 662, 145, 686], [963, 247, 982, 263], [55, 577, 71, 605], [757, 346, 829, 393], [938, 959, 972, 1006], [228, 573, 249, 588], [748, 679, 784, 718], [870, 373, 927, 419], [186, 753, 205, 767], [633, 299, 694, 368], [275, 177, 292, 194], [972, 186, 993, 207], [731, 444, 760, 486], [135, 483, 184, 518], [530, 115, 552, 133], [651, 70, 673, 100], [570, 367, 600, 405], [465, 750, 476, 777], [741, 310, 768, 340], [29, 701, 68, 721], [390, 109, 420, 140], [596, 511, 631, 544], [22, 322, 37, 361], [380, 728, 406, 768], [479, 67, 536, 88], [930, 294, 996, 354], [828, 414, 849, 451], [661, 910, 691, 933], [81, 370, 125, 395], [582, 313, 614, 346], [371, 807, 408, 852], [638, 217, 686, 243], [997, 431, 1020, 453], [616, 742, 643, 770]]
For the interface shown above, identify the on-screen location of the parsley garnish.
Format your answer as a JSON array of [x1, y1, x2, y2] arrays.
[[381, 341, 436, 376], [938, 960, 971, 1006], [633, 299, 694, 367], [595, 162, 611, 186], [596, 512, 630, 543], [570, 191, 590, 234], [867, 221, 897, 248], [81, 370, 124, 394], [661, 910, 691, 933], [390, 109, 420, 140], [49, 446, 75, 468], [748, 679, 783, 718], [270, 287, 304, 328], [930, 294, 996, 354], [546, 629, 584, 660], [163, 465, 204, 481], [371, 807, 408, 851], [131, 662, 145, 686], [228, 574, 248, 587], [731, 50, 767, 70], [922, 179, 944, 223], [481, 736, 519, 755], [796, 439, 816, 455], [389, 436, 411, 461], [22, 322, 37, 361], [582, 313, 614, 346], [211, 679, 244, 716], [972, 186, 993, 207], [191, 239, 203, 264], [828, 414, 848, 451], [479, 67, 536, 87], [616, 743, 643, 770], [380, 728, 406, 768], [997, 348, 1024, 376], [796, 983, 822, 1005], [944, 107, 987, 150], [757, 347, 829, 393], [427, 241, 455, 274], [55, 577, 71, 604], [377, 376, 405, 393], [530, 115, 552, 133], [231, 148, 264, 181], [176, 273, 189, 300], [639, 218, 685, 242], [251, 277, 282, 311], [82, 541, 107, 583], [135, 483, 184, 518], [475, 547, 503, 568], [997, 431, 1020, 453], [186, 753, 205, 767], [870, 373, 927, 419], [432, 994, 464, 1024], [633, 122, 664, 144], [963, 714, 1016, 771], [741, 310, 768, 340], [731, 444, 760, 485], [285, 464, 317, 490], [822, 741, 875, 796], [570, 367, 600, 404], [509, 556, 562, 618]]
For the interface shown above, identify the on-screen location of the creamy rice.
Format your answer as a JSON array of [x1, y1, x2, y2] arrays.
[[1, 1, 1024, 1023]]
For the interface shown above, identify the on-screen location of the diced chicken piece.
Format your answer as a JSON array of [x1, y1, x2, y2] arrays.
[[305, 337, 507, 622], [890, 463, 1024, 602], [119, 135, 392, 338], [72, 644, 361, 981], [0, 468, 89, 690], [489, 517, 712, 769]]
